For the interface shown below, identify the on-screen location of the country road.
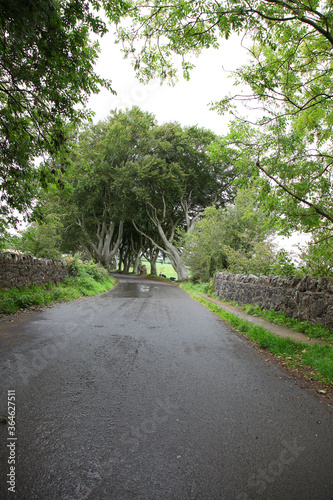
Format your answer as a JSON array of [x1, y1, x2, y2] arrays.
[[0, 275, 332, 499]]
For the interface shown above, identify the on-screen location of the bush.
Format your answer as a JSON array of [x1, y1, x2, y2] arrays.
[[0, 257, 116, 316]]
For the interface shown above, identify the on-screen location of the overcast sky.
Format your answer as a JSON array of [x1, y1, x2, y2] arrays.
[[88, 31, 251, 135]]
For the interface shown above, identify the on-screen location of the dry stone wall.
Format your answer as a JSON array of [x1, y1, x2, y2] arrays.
[[214, 272, 333, 331], [0, 252, 69, 290]]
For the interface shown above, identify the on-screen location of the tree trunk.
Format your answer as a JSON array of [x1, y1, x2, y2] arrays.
[[111, 256, 117, 270], [133, 250, 142, 274], [104, 221, 124, 270], [132, 219, 188, 281], [149, 248, 159, 275], [78, 219, 124, 271], [168, 252, 189, 281], [118, 247, 123, 272], [156, 222, 188, 281], [123, 252, 131, 273]]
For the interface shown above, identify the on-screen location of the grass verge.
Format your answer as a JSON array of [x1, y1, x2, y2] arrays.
[[241, 303, 333, 343], [180, 286, 333, 386], [181, 281, 332, 343], [179, 281, 214, 295], [0, 259, 117, 316]]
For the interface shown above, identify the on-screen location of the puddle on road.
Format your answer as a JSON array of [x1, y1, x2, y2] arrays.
[[111, 282, 153, 299]]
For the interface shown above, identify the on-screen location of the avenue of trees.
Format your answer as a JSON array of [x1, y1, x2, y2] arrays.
[[1, 1, 333, 279], [34, 107, 237, 280]]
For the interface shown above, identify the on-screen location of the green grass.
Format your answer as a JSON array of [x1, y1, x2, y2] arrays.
[[180, 285, 333, 385], [179, 280, 214, 295], [241, 303, 333, 343], [141, 260, 177, 279], [0, 259, 117, 316], [180, 281, 333, 343], [125, 261, 181, 280], [145, 274, 175, 282]]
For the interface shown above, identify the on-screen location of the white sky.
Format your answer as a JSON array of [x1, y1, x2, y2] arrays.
[[88, 31, 250, 134]]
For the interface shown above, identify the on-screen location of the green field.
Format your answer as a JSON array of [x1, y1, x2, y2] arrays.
[[141, 260, 177, 279]]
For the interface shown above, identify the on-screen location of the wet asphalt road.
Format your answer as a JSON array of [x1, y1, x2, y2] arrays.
[[0, 275, 332, 500]]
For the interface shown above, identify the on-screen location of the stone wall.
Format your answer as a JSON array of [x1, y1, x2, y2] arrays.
[[214, 272, 333, 330], [0, 252, 69, 290]]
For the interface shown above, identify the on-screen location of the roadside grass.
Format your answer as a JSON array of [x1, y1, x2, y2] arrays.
[[241, 303, 333, 343], [0, 260, 117, 316], [180, 285, 333, 385], [179, 281, 214, 295], [145, 274, 175, 282], [180, 281, 333, 343]]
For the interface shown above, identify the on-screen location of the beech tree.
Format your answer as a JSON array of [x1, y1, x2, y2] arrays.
[[48, 108, 235, 279], [57, 107, 156, 269], [131, 122, 236, 280]]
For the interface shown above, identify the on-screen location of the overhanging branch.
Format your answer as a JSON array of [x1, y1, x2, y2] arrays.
[[256, 157, 333, 224]]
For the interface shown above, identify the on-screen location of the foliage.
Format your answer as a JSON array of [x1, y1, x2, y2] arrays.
[[117, 0, 333, 242], [298, 232, 333, 278], [269, 249, 300, 277], [183, 188, 275, 281], [0, 0, 130, 235], [212, 119, 333, 238], [118, 1, 332, 81], [182, 206, 227, 282], [7, 214, 63, 260], [221, 241, 275, 276], [0, 258, 116, 316]]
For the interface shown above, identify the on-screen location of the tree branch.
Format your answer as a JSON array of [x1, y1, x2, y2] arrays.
[[256, 157, 333, 224]]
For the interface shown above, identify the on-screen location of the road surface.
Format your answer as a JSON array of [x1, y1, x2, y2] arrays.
[[0, 275, 332, 499]]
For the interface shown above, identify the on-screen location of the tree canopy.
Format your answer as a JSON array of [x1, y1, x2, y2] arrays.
[[117, 0, 333, 240], [117, 0, 333, 84], [183, 188, 275, 281], [0, 0, 130, 233], [45, 107, 236, 279]]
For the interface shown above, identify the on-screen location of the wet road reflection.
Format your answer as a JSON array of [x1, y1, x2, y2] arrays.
[[110, 281, 153, 298]]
